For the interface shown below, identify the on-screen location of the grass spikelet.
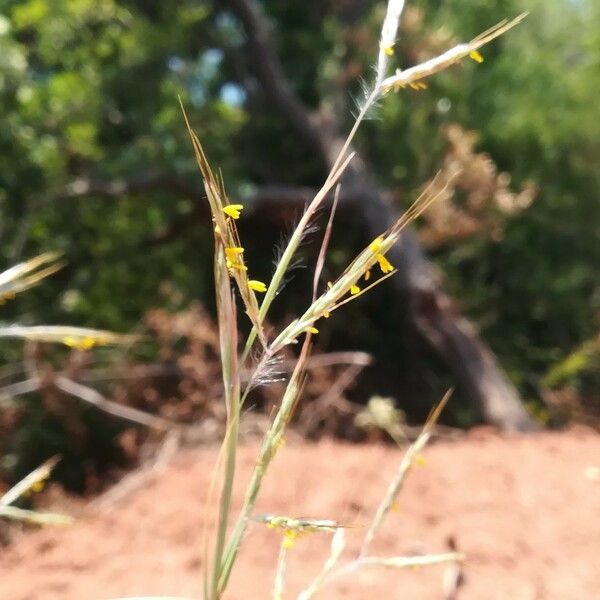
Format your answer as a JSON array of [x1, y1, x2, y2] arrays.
[[0, 325, 138, 348], [0, 253, 64, 302], [180, 98, 267, 349], [361, 389, 453, 555], [381, 14, 528, 94], [0, 457, 72, 526]]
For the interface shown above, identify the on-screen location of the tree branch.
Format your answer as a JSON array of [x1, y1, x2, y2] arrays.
[[65, 174, 200, 201], [64, 176, 366, 246], [226, 0, 329, 159]]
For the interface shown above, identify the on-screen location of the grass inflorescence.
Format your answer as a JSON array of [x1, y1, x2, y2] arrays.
[[181, 2, 525, 598]]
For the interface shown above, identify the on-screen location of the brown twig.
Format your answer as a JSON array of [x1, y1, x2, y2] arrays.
[[54, 375, 173, 430]]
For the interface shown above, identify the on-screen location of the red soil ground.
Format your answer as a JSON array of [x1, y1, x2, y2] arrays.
[[1, 428, 598, 600]]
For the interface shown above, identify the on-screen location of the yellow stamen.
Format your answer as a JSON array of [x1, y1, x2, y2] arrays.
[[307, 326, 319, 335], [327, 281, 333, 289], [376, 254, 394, 274], [323, 311, 330, 319], [248, 280, 267, 293], [469, 49, 484, 63], [369, 237, 383, 253], [63, 336, 95, 350], [283, 529, 298, 549], [214, 224, 221, 235], [416, 453, 426, 466], [350, 284, 360, 295], [381, 43, 395, 56], [364, 269, 371, 282], [226, 259, 248, 272], [223, 204, 244, 219], [225, 246, 244, 261], [31, 480, 45, 493]]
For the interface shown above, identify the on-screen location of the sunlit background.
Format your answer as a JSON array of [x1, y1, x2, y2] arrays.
[[0, 0, 597, 488]]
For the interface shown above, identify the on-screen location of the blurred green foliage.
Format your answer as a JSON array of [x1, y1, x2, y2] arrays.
[[0, 0, 598, 460]]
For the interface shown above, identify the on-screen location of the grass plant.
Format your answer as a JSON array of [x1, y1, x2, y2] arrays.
[[0, 1, 526, 597], [179, 2, 527, 598]]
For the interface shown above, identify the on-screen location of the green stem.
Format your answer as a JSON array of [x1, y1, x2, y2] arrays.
[[210, 412, 239, 599], [217, 356, 304, 592], [208, 250, 241, 600], [272, 538, 290, 600]]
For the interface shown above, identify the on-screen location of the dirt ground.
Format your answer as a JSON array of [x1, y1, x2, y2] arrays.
[[1, 428, 598, 600]]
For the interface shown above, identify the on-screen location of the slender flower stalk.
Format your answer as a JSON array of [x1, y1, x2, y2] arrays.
[[272, 539, 290, 600], [361, 389, 452, 555], [218, 337, 312, 592]]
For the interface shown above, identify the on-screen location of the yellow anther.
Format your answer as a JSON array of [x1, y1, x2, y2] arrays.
[[63, 336, 96, 350], [225, 247, 244, 261], [223, 204, 244, 219], [248, 280, 267, 292], [382, 43, 395, 56], [31, 480, 45, 493], [369, 237, 383, 253], [376, 254, 394, 274], [469, 49, 484, 63]]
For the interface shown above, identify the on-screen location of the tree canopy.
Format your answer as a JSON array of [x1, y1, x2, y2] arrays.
[[0, 0, 598, 448]]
